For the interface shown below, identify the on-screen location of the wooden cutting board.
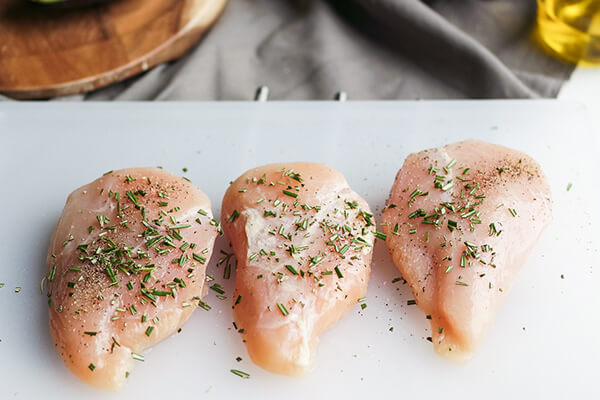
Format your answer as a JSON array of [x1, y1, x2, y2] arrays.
[[0, 0, 227, 99]]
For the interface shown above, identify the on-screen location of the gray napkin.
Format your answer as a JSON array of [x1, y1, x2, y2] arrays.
[[1, 0, 575, 100]]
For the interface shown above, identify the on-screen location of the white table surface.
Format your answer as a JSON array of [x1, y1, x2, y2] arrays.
[[559, 66, 599, 132], [0, 101, 598, 399]]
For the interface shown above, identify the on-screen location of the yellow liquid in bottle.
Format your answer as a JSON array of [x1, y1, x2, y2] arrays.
[[537, 0, 600, 65]]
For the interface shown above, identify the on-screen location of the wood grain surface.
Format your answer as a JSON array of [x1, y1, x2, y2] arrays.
[[0, 0, 227, 99]]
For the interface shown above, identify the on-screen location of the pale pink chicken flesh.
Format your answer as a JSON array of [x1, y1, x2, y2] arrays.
[[221, 163, 375, 376], [45, 167, 218, 390], [382, 140, 552, 362]]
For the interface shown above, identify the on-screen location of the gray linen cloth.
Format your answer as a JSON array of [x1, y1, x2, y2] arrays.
[[2, 0, 575, 100]]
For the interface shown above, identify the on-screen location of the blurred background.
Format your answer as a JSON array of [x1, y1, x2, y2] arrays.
[[0, 0, 598, 101]]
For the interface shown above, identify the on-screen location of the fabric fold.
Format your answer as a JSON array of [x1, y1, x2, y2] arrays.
[[0, 0, 574, 100]]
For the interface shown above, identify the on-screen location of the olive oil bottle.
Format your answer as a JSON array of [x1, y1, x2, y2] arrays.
[[537, 0, 600, 65]]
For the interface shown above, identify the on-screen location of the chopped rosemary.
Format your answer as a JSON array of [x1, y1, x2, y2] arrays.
[[228, 210, 240, 223], [285, 265, 298, 275], [230, 369, 250, 379], [277, 303, 289, 316], [374, 231, 387, 240]]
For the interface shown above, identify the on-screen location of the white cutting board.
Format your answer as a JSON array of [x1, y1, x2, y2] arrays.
[[0, 101, 598, 399]]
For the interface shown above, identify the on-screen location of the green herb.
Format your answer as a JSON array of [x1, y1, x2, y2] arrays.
[[84, 331, 97, 336], [145, 327, 154, 337], [309, 256, 324, 267], [277, 303, 289, 316], [447, 219, 458, 231], [88, 363, 95, 371], [228, 210, 240, 223], [508, 208, 517, 217], [408, 209, 427, 219], [285, 265, 298, 275], [359, 210, 375, 227], [334, 266, 344, 279], [441, 181, 454, 191], [230, 369, 250, 379], [192, 253, 206, 264], [48, 264, 57, 282], [126, 191, 138, 206], [210, 283, 225, 295], [338, 244, 350, 255], [282, 190, 298, 198], [169, 224, 191, 230], [132, 353, 145, 362], [566, 182, 573, 192], [407, 299, 416, 306], [151, 290, 171, 297], [374, 232, 387, 240]]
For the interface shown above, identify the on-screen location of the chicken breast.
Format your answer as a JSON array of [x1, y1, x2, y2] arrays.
[[45, 167, 219, 390], [382, 140, 552, 362], [221, 163, 375, 376]]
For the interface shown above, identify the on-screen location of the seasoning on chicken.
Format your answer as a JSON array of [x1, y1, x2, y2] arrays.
[[45, 168, 219, 390], [222, 163, 375, 376], [382, 140, 552, 362]]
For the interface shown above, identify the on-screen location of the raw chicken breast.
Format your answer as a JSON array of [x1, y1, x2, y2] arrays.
[[221, 163, 375, 376], [45, 168, 219, 390], [382, 140, 551, 362]]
